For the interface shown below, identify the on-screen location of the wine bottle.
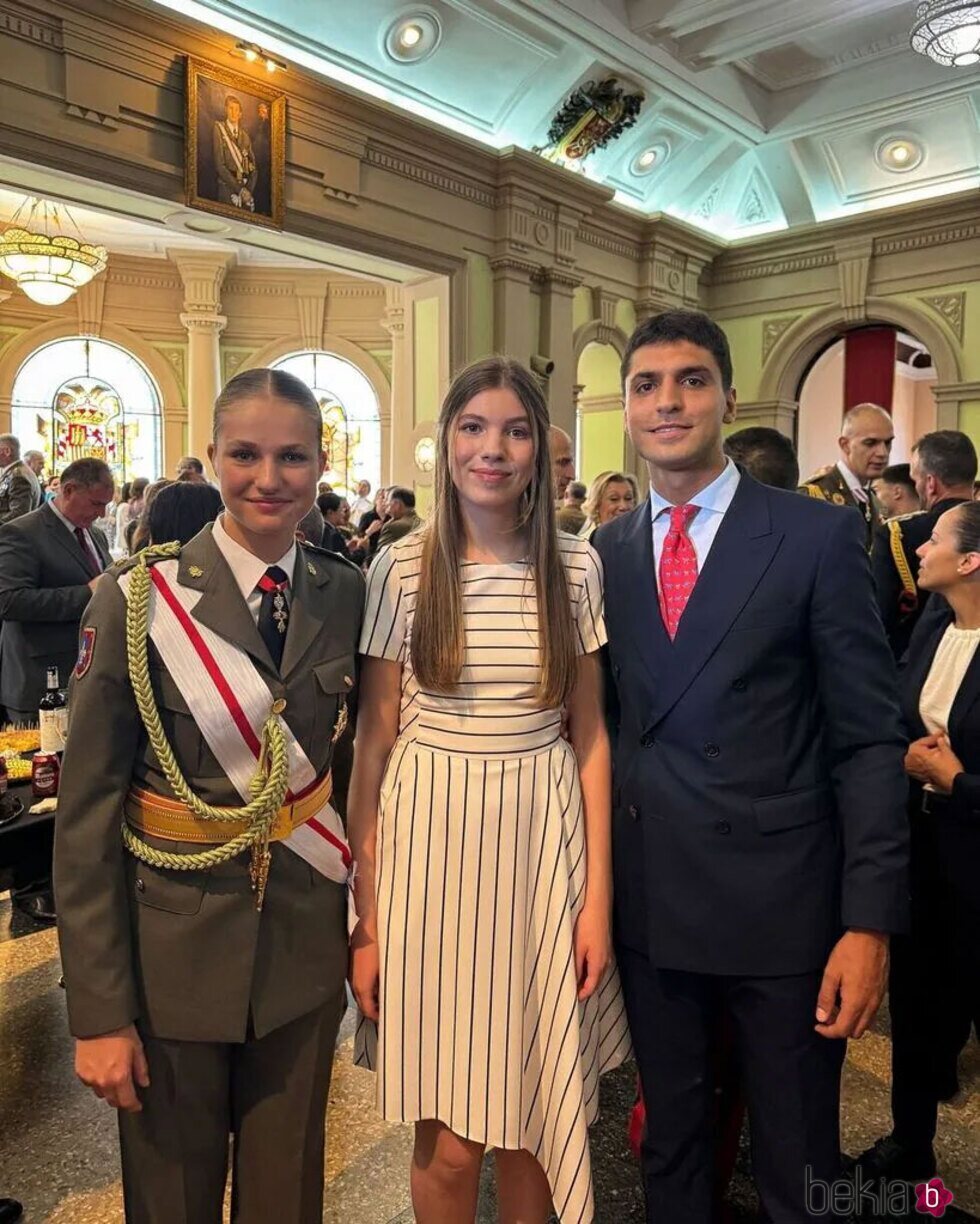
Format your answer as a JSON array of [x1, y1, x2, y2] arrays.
[[38, 666, 66, 754]]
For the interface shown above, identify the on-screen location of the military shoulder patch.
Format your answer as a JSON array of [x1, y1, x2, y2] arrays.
[[74, 626, 97, 679]]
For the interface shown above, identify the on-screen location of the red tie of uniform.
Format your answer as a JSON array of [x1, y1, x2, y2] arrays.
[[658, 504, 699, 640]]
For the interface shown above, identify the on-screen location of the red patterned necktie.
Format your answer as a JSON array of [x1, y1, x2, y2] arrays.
[[256, 566, 290, 669], [658, 504, 699, 640]]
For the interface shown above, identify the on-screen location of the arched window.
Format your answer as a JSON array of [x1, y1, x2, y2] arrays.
[[11, 337, 162, 482], [272, 350, 380, 497]]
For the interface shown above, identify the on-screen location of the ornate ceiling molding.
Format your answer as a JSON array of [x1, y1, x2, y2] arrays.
[[365, 144, 496, 210], [710, 251, 835, 284], [875, 222, 980, 256]]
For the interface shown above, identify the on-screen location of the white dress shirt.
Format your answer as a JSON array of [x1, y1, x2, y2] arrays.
[[836, 459, 868, 504], [650, 459, 741, 591], [211, 514, 296, 626], [48, 500, 105, 572]]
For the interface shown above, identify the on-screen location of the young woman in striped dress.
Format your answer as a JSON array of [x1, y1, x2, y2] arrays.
[[348, 357, 630, 1223]]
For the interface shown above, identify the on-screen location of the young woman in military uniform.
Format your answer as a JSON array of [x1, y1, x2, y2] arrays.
[[54, 368, 364, 1224]]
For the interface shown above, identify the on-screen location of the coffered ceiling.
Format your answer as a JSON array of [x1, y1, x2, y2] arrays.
[[153, 0, 980, 239]]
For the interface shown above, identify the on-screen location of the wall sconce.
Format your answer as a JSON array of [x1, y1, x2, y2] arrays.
[[234, 41, 287, 73]]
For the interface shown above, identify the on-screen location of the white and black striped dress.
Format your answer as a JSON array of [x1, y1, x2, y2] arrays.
[[354, 531, 631, 1223]]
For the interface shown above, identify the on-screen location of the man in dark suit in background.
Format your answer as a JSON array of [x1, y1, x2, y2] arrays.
[[0, 434, 42, 525], [594, 311, 909, 1223], [872, 430, 976, 660], [0, 457, 113, 923]]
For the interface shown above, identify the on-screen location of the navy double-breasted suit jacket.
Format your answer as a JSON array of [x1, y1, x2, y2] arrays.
[[594, 470, 910, 978]]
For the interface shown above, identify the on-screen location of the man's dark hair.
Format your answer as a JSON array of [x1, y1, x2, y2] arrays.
[[912, 430, 978, 488], [879, 463, 916, 496], [567, 481, 587, 501], [317, 492, 342, 515], [621, 309, 733, 392], [723, 427, 799, 491], [60, 458, 113, 488], [177, 455, 205, 474], [389, 486, 416, 510]]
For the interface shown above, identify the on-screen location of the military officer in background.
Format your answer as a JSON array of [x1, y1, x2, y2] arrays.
[[872, 430, 977, 660], [54, 368, 364, 1224], [0, 434, 42, 525], [799, 402, 893, 549], [212, 94, 257, 211]]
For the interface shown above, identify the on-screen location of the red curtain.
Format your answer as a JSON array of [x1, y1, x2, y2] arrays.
[[843, 327, 896, 415]]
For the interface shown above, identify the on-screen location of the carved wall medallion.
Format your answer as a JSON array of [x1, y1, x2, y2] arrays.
[[918, 292, 965, 343], [762, 316, 802, 364]]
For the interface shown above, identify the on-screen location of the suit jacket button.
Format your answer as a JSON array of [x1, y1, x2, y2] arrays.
[[704, 743, 720, 758], [639, 733, 654, 748], [628, 804, 639, 820], [135, 878, 145, 892], [714, 820, 731, 835], [732, 678, 746, 692]]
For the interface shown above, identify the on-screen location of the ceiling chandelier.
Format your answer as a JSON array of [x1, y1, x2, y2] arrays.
[[910, 1, 980, 66], [0, 196, 108, 306]]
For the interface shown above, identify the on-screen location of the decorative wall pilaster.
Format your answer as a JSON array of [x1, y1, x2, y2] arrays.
[[537, 268, 581, 438], [75, 277, 105, 336], [172, 251, 234, 462], [732, 399, 798, 439], [490, 256, 537, 363], [294, 272, 331, 350], [835, 238, 873, 323], [381, 286, 408, 484]]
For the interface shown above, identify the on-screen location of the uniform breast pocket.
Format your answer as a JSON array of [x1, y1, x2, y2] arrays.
[[311, 654, 355, 763], [150, 665, 210, 775]]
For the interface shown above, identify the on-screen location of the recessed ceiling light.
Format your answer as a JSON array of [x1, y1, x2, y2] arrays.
[[875, 135, 924, 173], [384, 12, 442, 63], [629, 142, 669, 177]]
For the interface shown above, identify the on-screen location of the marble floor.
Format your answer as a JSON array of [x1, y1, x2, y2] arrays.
[[1, 896, 977, 1223]]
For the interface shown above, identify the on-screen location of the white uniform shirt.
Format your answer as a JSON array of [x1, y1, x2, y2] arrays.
[[649, 459, 741, 592], [211, 514, 296, 625]]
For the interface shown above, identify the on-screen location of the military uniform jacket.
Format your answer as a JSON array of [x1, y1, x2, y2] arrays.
[[871, 497, 968, 660], [0, 459, 42, 525], [799, 464, 884, 550], [54, 524, 365, 1043]]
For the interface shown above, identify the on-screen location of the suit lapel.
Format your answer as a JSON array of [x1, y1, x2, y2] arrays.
[[618, 498, 669, 691], [281, 550, 332, 680], [902, 610, 950, 738], [947, 629, 980, 741], [645, 475, 783, 730], [42, 505, 97, 581], [176, 527, 276, 674]]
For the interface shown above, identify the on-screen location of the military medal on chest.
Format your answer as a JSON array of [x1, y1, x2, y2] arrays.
[[272, 588, 288, 633]]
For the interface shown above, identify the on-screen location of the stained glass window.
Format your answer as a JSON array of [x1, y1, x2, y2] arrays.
[[272, 351, 380, 497], [11, 337, 162, 482]]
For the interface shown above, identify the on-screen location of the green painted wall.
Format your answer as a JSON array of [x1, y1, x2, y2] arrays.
[[615, 298, 636, 337], [580, 410, 625, 484], [465, 253, 494, 362], [578, 342, 621, 396], [413, 295, 440, 427]]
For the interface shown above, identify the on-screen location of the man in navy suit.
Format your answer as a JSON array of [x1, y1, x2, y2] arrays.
[[594, 311, 909, 1223]]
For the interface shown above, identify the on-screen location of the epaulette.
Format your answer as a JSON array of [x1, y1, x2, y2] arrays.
[[299, 538, 362, 576], [108, 541, 182, 577], [892, 510, 926, 523], [800, 483, 827, 500]]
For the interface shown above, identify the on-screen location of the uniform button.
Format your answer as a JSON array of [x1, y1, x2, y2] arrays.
[[731, 677, 746, 692], [628, 804, 639, 820], [703, 743, 720, 758], [639, 733, 654, 748], [135, 878, 145, 892], [714, 820, 731, 835]]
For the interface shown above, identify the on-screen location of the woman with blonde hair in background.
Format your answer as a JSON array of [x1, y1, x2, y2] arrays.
[[348, 356, 630, 1223], [578, 470, 639, 540]]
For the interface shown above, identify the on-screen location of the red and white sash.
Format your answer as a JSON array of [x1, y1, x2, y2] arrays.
[[119, 559, 351, 884]]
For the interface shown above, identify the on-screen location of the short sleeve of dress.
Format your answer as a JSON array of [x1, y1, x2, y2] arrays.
[[359, 545, 407, 661], [574, 542, 607, 656]]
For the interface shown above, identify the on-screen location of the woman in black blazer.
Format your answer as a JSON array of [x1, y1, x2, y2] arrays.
[[881, 500, 980, 1179]]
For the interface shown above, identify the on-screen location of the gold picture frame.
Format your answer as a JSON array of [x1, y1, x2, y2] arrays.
[[184, 56, 286, 230]]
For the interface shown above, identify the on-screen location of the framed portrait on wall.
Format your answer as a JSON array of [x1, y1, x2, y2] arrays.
[[184, 56, 286, 229]]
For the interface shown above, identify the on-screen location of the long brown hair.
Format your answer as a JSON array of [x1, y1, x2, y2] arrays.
[[411, 357, 577, 708]]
